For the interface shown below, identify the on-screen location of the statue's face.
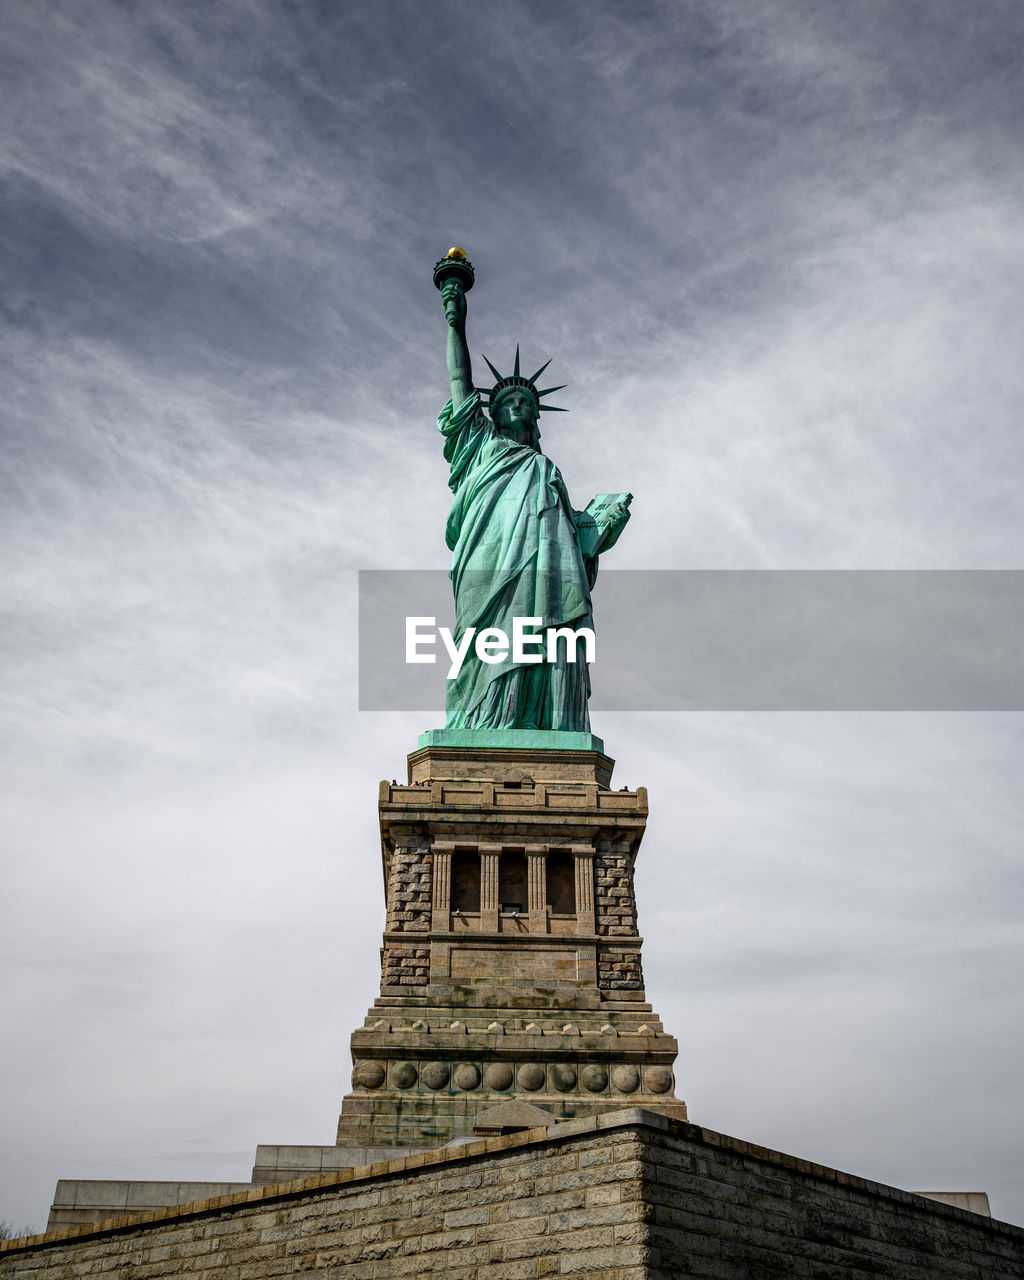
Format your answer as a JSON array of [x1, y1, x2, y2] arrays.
[[494, 388, 539, 445]]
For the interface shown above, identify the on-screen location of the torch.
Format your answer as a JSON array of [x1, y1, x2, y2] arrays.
[[432, 246, 475, 295]]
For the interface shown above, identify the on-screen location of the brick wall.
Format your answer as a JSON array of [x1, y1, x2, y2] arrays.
[[639, 1116, 1024, 1279], [380, 940, 430, 989], [384, 842, 432, 933], [4, 1111, 1021, 1279], [597, 945, 644, 991], [0, 1125, 651, 1280], [381, 839, 432, 994], [594, 848, 639, 939]]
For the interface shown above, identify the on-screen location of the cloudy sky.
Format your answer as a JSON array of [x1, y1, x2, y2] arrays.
[[2, 0, 1023, 1233]]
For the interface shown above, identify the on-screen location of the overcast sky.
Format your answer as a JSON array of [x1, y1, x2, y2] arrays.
[[2, 0, 1023, 1234]]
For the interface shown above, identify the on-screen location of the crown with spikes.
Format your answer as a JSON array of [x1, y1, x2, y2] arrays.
[[478, 344, 568, 417]]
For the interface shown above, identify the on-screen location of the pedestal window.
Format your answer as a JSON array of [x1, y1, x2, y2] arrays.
[[498, 849, 528, 914], [451, 849, 481, 913], [546, 848, 576, 916]]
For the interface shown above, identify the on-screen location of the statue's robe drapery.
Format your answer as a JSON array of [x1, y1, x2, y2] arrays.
[[438, 392, 595, 731]]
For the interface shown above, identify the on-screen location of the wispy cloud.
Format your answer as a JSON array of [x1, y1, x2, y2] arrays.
[[2, 0, 1023, 1232]]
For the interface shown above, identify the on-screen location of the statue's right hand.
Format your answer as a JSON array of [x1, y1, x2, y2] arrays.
[[441, 279, 467, 328]]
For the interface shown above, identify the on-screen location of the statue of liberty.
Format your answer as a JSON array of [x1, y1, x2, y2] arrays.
[[434, 248, 631, 733]]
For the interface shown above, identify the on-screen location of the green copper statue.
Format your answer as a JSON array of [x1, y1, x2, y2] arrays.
[[433, 248, 631, 733]]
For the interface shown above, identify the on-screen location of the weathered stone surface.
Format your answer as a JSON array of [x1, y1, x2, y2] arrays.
[[390, 1061, 417, 1088], [420, 1061, 451, 1090], [10, 1113, 1023, 1280], [581, 1064, 609, 1092], [551, 1063, 578, 1092], [517, 1062, 546, 1091], [472, 1100, 556, 1134], [453, 1062, 481, 1090], [483, 1062, 514, 1090], [640, 1112, 1024, 1278], [598, 944, 644, 990], [45, 1181, 251, 1229], [611, 1066, 640, 1094], [915, 1190, 992, 1215], [335, 745, 684, 1152], [351, 1060, 385, 1089], [408, 744, 615, 787], [643, 1066, 673, 1094], [250, 1144, 425, 1185]]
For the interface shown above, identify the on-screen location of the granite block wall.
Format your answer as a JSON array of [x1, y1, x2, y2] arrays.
[[3, 1111, 1021, 1279], [1, 1124, 651, 1280], [637, 1116, 1024, 1279]]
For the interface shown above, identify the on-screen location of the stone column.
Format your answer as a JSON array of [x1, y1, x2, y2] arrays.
[[431, 840, 453, 932], [479, 843, 501, 933], [573, 844, 596, 935], [526, 844, 547, 933]]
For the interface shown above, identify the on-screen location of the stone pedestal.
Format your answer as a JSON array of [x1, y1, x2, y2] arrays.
[[334, 743, 686, 1150], [39, 742, 688, 1226]]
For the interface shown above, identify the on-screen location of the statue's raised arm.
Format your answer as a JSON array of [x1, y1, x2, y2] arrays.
[[433, 248, 475, 410]]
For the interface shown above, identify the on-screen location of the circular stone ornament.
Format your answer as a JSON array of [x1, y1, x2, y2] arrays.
[[580, 1064, 608, 1093], [645, 1067, 673, 1094], [550, 1063, 577, 1092], [351, 1061, 386, 1090], [420, 1061, 451, 1091], [453, 1063, 481, 1091], [611, 1065, 640, 1094], [517, 1062, 546, 1092], [483, 1062, 514, 1091], [391, 1061, 418, 1089]]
